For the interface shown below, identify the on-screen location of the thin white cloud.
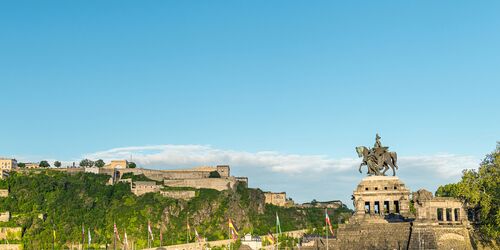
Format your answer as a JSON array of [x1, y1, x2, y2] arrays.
[[83, 144, 479, 178]]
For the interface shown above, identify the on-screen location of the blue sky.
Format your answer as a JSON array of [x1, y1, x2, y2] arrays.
[[1, 1, 499, 205]]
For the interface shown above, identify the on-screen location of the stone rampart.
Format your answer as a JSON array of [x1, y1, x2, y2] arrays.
[[143, 239, 230, 250], [0, 244, 22, 250], [160, 190, 196, 200], [328, 222, 412, 250], [163, 177, 238, 191], [408, 223, 473, 250], [0, 227, 22, 240], [0, 189, 8, 198], [0, 212, 9, 222]]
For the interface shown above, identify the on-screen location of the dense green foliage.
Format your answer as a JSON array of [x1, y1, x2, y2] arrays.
[[94, 159, 105, 168], [0, 170, 351, 249], [436, 143, 500, 241]]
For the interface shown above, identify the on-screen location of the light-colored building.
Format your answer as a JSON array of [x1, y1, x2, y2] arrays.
[[0, 158, 17, 171], [0, 211, 10, 222], [0, 189, 8, 197], [132, 181, 160, 196], [104, 160, 128, 169], [264, 192, 288, 207], [25, 162, 39, 169], [0, 158, 17, 180], [240, 234, 262, 250]]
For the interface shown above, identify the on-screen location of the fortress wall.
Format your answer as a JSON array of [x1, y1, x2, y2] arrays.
[[0, 212, 9, 222], [160, 190, 196, 200], [330, 222, 412, 250], [164, 178, 238, 191], [113, 168, 212, 181], [408, 224, 473, 250], [0, 244, 22, 250], [0, 227, 22, 241], [0, 189, 8, 197]]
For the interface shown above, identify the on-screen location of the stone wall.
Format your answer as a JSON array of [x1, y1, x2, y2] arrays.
[[132, 181, 160, 196], [0, 212, 9, 222], [0, 244, 22, 250], [408, 223, 473, 250], [263, 192, 287, 207], [329, 222, 412, 250], [160, 190, 196, 200], [163, 177, 238, 191], [0, 189, 8, 198], [0, 227, 22, 240]]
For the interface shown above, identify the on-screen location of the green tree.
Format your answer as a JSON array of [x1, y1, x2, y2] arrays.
[[95, 159, 105, 168], [79, 159, 94, 168], [53, 161, 62, 168], [128, 162, 137, 168], [39, 161, 50, 168], [17, 162, 26, 168], [436, 143, 500, 241]]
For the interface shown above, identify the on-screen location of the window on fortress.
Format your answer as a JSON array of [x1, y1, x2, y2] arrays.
[[394, 186, 398, 190], [365, 187, 369, 191], [454, 208, 459, 221], [374, 201, 380, 214], [446, 208, 452, 221], [364, 202, 370, 213], [375, 187, 378, 190], [384, 187, 388, 190]]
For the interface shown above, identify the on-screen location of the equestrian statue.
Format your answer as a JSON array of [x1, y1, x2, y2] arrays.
[[356, 134, 399, 176]]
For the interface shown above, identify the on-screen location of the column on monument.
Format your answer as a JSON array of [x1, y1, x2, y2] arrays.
[[370, 201, 375, 215], [441, 208, 446, 222]]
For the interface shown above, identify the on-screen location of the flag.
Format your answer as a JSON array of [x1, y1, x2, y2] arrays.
[[124, 229, 129, 249], [228, 219, 239, 236], [88, 229, 92, 246], [276, 213, 282, 235], [267, 232, 275, 245], [148, 220, 154, 241], [194, 228, 203, 242], [160, 227, 163, 245], [325, 209, 334, 236], [82, 224, 85, 245], [114, 223, 121, 242]]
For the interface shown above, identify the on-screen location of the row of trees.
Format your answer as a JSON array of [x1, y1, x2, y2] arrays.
[[17, 160, 137, 169], [79, 159, 136, 168], [17, 160, 55, 168]]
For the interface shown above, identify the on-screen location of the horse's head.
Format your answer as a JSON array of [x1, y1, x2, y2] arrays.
[[355, 146, 366, 158]]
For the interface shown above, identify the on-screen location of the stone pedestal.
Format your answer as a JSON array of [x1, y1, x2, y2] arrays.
[[351, 176, 411, 223]]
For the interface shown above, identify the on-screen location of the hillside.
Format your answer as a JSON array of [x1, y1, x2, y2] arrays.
[[0, 170, 351, 249]]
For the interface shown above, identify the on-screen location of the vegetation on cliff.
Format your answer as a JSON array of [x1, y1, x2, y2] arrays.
[[436, 143, 500, 242], [0, 170, 351, 249]]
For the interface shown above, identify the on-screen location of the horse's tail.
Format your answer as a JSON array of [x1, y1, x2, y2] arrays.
[[391, 152, 398, 169]]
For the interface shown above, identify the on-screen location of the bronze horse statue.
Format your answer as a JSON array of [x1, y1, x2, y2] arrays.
[[356, 146, 398, 176]]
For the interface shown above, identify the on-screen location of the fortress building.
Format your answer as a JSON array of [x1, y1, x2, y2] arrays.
[[25, 162, 39, 169], [0, 158, 17, 180]]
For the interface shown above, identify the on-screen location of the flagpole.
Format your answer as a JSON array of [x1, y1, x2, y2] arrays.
[[113, 221, 116, 250], [326, 208, 328, 250], [276, 213, 279, 250]]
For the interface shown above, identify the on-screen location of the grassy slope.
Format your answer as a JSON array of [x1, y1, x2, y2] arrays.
[[0, 170, 351, 249]]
